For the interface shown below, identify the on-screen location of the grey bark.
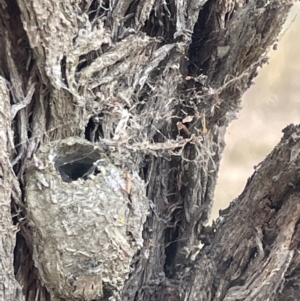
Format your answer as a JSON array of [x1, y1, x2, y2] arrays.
[[0, 0, 297, 300], [0, 78, 23, 301]]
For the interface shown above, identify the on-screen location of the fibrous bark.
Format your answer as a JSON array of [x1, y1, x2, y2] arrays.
[[0, 77, 23, 301], [0, 0, 296, 300], [185, 124, 300, 301]]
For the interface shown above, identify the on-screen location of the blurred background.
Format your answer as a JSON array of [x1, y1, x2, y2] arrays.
[[211, 3, 300, 220]]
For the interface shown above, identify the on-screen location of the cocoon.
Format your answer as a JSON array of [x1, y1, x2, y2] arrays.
[[25, 137, 149, 300]]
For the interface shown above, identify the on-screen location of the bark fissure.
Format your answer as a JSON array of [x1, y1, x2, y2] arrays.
[[0, 0, 297, 300]]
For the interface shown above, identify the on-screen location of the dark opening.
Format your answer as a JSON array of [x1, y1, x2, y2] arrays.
[[54, 144, 101, 182]]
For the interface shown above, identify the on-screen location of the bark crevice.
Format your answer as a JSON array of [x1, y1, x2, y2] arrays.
[[0, 0, 297, 300]]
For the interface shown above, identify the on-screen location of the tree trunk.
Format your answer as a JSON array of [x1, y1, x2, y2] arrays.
[[0, 0, 297, 301]]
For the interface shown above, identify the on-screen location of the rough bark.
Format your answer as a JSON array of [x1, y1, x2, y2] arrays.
[[0, 0, 297, 301], [186, 124, 300, 301], [0, 77, 23, 301]]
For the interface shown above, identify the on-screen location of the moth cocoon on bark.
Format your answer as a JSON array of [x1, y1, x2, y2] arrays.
[[25, 137, 149, 300]]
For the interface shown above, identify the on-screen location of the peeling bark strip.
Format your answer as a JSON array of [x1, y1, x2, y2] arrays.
[[0, 78, 23, 301], [0, 0, 296, 300]]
